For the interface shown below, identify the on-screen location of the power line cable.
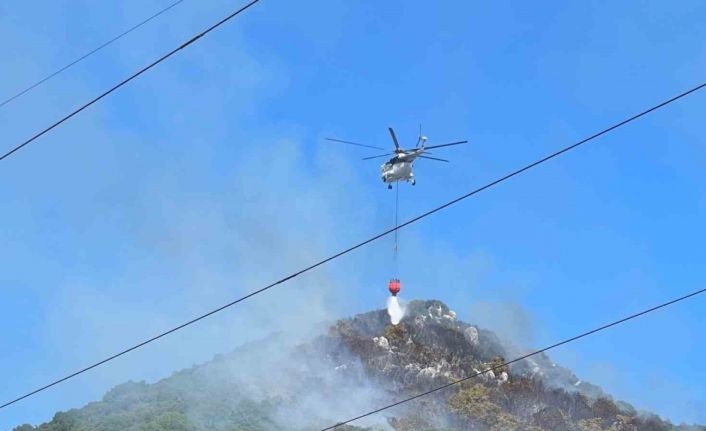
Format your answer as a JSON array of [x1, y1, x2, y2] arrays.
[[0, 0, 261, 162], [321, 286, 706, 430], [1, 81, 704, 410], [0, 0, 187, 109]]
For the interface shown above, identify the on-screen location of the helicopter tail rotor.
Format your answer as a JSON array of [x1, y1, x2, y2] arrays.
[[416, 124, 428, 149]]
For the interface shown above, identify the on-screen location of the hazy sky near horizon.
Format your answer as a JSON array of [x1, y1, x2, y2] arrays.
[[1, 0, 706, 428]]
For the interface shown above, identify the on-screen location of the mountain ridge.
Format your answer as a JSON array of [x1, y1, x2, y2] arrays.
[[11, 299, 705, 431]]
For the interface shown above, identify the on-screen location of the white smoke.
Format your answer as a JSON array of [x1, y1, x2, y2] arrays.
[[182, 331, 394, 431], [387, 296, 406, 325]]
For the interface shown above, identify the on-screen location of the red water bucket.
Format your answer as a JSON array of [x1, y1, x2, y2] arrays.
[[388, 279, 401, 296]]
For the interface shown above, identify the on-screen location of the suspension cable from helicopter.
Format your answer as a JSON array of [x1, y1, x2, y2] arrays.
[[394, 181, 400, 274], [1, 80, 704, 410]]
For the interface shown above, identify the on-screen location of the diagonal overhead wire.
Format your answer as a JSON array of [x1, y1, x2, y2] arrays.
[[0, 0, 261, 162], [321, 287, 706, 430], [0, 0, 187, 109], [1, 80, 704, 410]]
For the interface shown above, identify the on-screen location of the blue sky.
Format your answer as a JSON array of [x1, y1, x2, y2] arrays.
[[1, 0, 706, 428]]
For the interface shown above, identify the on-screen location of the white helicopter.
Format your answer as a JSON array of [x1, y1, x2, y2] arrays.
[[327, 127, 468, 189]]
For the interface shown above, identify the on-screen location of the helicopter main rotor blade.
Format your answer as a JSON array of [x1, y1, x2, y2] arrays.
[[388, 127, 400, 151], [326, 138, 386, 150], [362, 153, 394, 160], [424, 140, 469, 150], [416, 124, 422, 148], [419, 155, 450, 162]]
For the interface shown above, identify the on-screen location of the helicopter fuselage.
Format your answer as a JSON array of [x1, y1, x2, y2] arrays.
[[381, 159, 414, 184], [381, 149, 425, 185]]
